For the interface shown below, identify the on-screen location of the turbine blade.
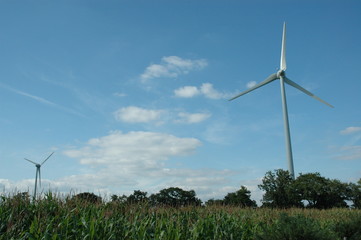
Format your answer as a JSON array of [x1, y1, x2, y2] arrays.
[[24, 158, 39, 165], [284, 77, 334, 108], [280, 22, 287, 71], [41, 152, 54, 166], [229, 73, 278, 101]]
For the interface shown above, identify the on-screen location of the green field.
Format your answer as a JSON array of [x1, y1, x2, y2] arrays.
[[1, 192, 360, 240]]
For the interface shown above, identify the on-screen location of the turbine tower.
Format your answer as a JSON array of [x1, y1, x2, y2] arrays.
[[229, 23, 333, 179], [24, 152, 54, 200]]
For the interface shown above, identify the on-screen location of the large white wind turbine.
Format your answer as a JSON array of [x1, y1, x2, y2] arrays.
[[229, 23, 333, 179], [24, 152, 54, 200]]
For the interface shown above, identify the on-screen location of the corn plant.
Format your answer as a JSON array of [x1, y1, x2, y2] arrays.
[[1, 192, 360, 239]]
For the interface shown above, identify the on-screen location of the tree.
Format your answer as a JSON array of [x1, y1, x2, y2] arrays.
[[127, 190, 148, 204], [349, 178, 361, 209], [111, 194, 127, 203], [325, 179, 349, 208], [149, 187, 202, 207], [258, 169, 301, 208], [293, 173, 348, 209], [223, 186, 257, 207], [73, 192, 102, 204], [205, 198, 224, 206]]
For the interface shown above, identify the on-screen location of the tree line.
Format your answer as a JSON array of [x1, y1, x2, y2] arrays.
[[258, 169, 361, 209], [76, 169, 360, 209]]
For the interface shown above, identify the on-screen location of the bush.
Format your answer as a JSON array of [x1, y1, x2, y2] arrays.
[[255, 213, 336, 240], [332, 213, 361, 240]]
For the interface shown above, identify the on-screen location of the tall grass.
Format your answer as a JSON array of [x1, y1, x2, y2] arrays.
[[1, 192, 360, 239]]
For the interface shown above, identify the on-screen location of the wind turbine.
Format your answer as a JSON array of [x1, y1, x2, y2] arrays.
[[24, 152, 54, 200], [229, 23, 333, 179]]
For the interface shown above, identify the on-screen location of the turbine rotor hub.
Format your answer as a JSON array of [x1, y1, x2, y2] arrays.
[[277, 70, 285, 78]]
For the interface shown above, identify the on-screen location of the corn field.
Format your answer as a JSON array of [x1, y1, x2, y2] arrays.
[[1, 192, 360, 240]]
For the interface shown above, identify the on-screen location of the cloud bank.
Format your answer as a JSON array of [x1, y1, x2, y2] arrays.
[[114, 106, 210, 125], [59, 131, 244, 200], [64, 131, 201, 166], [1, 130, 262, 202]]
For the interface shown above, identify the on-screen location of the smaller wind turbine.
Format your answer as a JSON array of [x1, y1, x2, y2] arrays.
[[24, 152, 54, 200]]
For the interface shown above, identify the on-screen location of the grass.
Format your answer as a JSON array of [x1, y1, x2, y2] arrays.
[[1, 192, 360, 239]]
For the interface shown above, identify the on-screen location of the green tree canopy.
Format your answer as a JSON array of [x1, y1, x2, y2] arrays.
[[111, 194, 127, 203], [259, 170, 355, 209], [348, 178, 361, 209], [293, 173, 349, 209], [223, 186, 257, 207], [258, 169, 302, 208], [72, 192, 102, 204], [149, 187, 202, 207], [127, 190, 148, 204]]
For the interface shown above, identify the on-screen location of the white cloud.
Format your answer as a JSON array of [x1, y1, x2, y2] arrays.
[[176, 112, 211, 124], [200, 83, 225, 99], [2, 128, 262, 202], [335, 145, 361, 161], [340, 126, 361, 135], [174, 83, 230, 100], [140, 56, 207, 81], [246, 81, 257, 89], [114, 106, 163, 123], [60, 131, 243, 200], [163, 56, 205, 69], [141, 64, 173, 80], [60, 131, 258, 201], [114, 106, 211, 125], [174, 86, 200, 98], [64, 131, 202, 166], [1, 169, 257, 202]]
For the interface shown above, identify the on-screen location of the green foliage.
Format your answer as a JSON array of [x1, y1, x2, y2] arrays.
[[72, 192, 102, 204], [255, 213, 336, 240], [149, 187, 202, 207], [294, 173, 349, 209], [190, 211, 247, 239], [331, 213, 361, 240], [223, 186, 257, 208], [259, 170, 358, 209], [127, 190, 148, 204], [348, 179, 361, 209], [258, 169, 302, 208], [205, 198, 224, 206], [1, 173, 360, 239], [110, 194, 127, 204], [1, 192, 360, 239]]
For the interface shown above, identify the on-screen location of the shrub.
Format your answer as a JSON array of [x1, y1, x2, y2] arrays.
[[332, 213, 361, 240], [255, 213, 336, 240]]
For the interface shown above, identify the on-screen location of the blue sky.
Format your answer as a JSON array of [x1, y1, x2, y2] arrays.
[[0, 0, 360, 203]]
